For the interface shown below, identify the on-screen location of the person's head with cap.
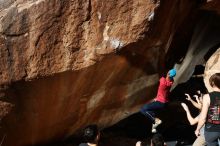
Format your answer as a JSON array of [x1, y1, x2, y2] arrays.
[[168, 68, 176, 80], [83, 124, 100, 144]]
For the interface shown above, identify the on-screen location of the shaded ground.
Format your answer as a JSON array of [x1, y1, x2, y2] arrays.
[[43, 107, 196, 146], [99, 104, 196, 146]]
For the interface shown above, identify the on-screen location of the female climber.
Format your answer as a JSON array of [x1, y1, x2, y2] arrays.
[[140, 68, 176, 133]]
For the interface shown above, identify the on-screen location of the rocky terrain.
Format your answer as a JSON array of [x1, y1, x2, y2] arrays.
[[0, 0, 220, 145]]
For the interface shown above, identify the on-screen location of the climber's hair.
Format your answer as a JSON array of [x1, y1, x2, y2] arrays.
[[209, 73, 220, 89], [83, 124, 99, 143]]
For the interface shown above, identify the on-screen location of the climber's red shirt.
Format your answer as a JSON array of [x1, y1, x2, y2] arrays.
[[155, 77, 173, 103]]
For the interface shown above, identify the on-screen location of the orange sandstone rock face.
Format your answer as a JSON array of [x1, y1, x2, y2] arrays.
[[0, 0, 202, 145], [0, 0, 159, 83]]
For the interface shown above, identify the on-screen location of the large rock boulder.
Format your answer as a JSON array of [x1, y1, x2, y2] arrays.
[[0, 0, 212, 146], [0, 0, 162, 83]]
